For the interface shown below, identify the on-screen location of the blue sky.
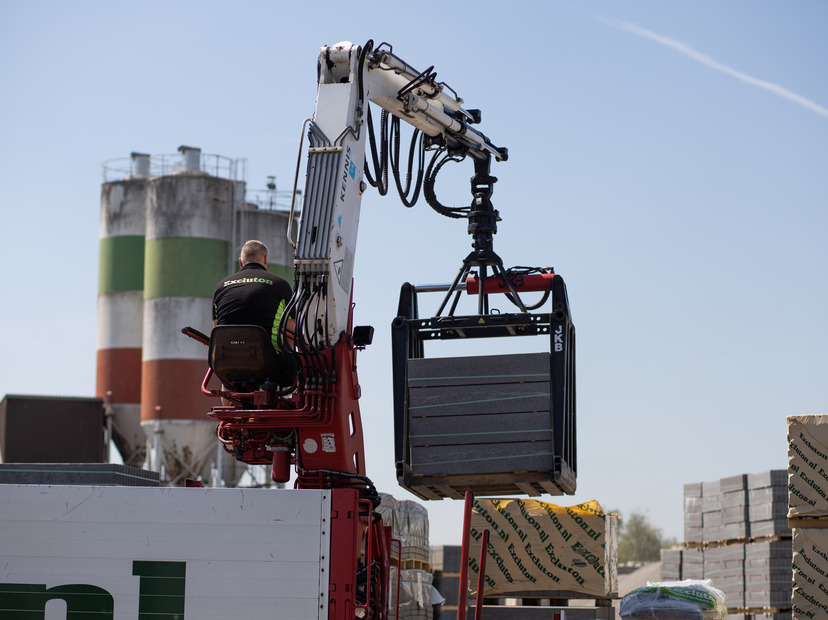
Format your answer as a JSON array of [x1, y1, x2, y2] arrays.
[[1, 1, 826, 545]]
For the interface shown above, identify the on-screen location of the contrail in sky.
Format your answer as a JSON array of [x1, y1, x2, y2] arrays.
[[601, 17, 828, 120]]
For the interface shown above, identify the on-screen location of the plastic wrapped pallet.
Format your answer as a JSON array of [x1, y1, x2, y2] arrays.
[[620, 579, 726, 619], [378, 493, 430, 564], [468, 498, 618, 598], [792, 527, 828, 618], [787, 414, 828, 518], [390, 567, 445, 620]]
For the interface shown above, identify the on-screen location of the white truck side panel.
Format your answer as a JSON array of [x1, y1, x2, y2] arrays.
[[0, 485, 331, 620]]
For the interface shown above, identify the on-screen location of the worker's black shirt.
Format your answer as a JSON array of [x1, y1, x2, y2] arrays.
[[212, 263, 293, 351]]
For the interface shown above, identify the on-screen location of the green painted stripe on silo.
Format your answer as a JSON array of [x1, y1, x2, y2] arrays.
[[144, 237, 229, 299], [99, 235, 145, 293], [268, 263, 295, 283]]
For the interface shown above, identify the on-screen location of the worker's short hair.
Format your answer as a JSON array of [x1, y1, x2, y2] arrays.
[[240, 240, 268, 265]]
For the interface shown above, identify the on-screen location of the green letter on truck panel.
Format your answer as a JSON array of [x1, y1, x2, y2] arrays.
[[133, 561, 186, 620], [0, 583, 114, 618]]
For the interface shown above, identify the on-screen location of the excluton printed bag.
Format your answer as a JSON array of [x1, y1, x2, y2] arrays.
[[620, 579, 727, 620]]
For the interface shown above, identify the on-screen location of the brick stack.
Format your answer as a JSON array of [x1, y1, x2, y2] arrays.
[[744, 540, 792, 611], [684, 482, 704, 543], [720, 474, 750, 541], [704, 543, 745, 609], [676, 471, 792, 619], [682, 547, 704, 580], [659, 548, 682, 581], [702, 478, 723, 542], [748, 471, 789, 538], [431, 545, 462, 620]]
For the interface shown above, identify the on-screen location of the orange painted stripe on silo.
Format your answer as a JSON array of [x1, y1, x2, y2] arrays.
[[96, 348, 142, 403], [140, 358, 219, 422]]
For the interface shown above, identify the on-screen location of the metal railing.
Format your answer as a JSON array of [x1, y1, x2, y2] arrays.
[[243, 188, 301, 212], [101, 153, 245, 183]]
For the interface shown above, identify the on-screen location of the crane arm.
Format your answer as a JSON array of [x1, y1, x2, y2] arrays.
[[290, 40, 506, 348]]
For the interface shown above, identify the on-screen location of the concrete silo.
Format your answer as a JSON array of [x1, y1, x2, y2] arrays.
[[96, 152, 149, 467], [141, 146, 234, 484]]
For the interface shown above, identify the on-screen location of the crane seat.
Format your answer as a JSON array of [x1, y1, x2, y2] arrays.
[[208, 325, 295, 391]]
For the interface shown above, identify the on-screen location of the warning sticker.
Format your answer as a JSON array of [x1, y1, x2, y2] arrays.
[[321, 433, 336, 453]]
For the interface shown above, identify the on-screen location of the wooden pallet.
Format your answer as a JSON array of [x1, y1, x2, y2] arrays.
[[391, 558, 432, 571], [682, 534, 791, 549], [788, 516, 828, 529], [728, 606, 792, 614], [749, 534, 792, 543]]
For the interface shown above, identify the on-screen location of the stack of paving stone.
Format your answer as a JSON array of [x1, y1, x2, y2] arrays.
[[702, 478, 724, 543], [684, 482, 704, 543], [431, 545, 462, 620], [704, 543, 745, 609], [659, 548, 682, 580], [681, 547, 704, 580], [720, 474, 750, 541], [678, 471, 792, 619], [744, 540, 793, 611], [748, 470, 789, 538]]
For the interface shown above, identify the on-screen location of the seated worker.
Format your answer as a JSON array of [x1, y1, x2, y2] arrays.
[[212, 239, 297, 386]]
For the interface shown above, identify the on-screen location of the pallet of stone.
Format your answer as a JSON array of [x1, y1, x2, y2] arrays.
[[719, 475, 750, 541], [430, 545, 463, 573], [659, 548, 681, 581], [744, 540, 792, 611], [680, 546, 704, 580], [748, 470, 790, 539], [705, 543, 745, 609], [391, 568, 440, 620], [378, 493, 430, 564], [722, 510, 750, 539], [432, 572, 461, 609], [701, 479, 723, 542], [703, 507, 724, 543], [684, 482, 704, 543]]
